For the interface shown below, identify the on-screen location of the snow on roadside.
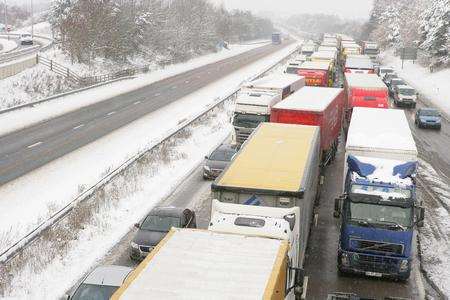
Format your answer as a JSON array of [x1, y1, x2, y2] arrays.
[[0, 41, 269, 135], [0, 42, 299, 258], [12, 21, 53, 38], [381, 51, 450, 115], [0, 38, 17, 53], [417, 159, 450, 297]]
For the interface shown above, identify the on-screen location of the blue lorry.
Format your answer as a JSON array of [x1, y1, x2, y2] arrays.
[[334, 108, 425, 281], [272, 32, 282, 45]]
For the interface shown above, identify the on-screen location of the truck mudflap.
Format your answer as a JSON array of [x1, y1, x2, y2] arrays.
[[337, 250, 411, 281]]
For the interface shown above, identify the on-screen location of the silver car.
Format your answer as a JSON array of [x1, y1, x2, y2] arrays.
[[203, 144, 237, 180], [67, 265, 132, 300]]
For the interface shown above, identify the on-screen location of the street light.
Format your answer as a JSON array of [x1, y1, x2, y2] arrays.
[[31, 0, 34, 38]]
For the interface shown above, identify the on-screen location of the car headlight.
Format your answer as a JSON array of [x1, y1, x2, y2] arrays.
[[399, 259, 408, 272], [130, 242, 139, 249]]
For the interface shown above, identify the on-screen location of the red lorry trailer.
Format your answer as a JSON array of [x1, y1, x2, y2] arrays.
[[270, 86, 344, 165], [344, 73, 388, 132], [297, 61, 332, 87]]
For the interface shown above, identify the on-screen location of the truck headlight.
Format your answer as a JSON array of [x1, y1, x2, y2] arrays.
[[130, 242, 139, 249], [341, 253, 350, 266], [399, 259, 408, 272]]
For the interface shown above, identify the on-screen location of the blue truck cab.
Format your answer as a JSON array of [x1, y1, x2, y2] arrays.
[[334, 155, 424, 281], [272, 33, 282, 45]]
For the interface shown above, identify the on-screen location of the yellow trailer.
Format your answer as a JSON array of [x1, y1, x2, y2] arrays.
[[112, 228, 305, 300], [212, 122, 321, 266]]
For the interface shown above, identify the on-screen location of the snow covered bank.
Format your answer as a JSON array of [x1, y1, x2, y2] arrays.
[[0, 41, 269, 135], [381, 51, 450, 115], [0, 42, 299, 297], [417, 159, 450, 297], [0, 38, 17, 53]]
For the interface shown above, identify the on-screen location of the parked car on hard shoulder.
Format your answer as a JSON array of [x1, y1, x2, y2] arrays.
[[203, 143, 237, 180], [66, 265, 132, 300], [378, 66, 394, 78], [19, 33, 33, 45], [393, 85, 418, 108], [388, 78, 406, 96], [130, 206, 196, 261], [383, 72, 398, 85], [415, 108, 441, 129]]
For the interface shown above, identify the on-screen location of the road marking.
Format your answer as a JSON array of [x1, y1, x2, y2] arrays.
[[185, 80, 189, 83], [172, 86, 177, 89], [27, 141, 42, 149], [73, 124, 84, 130], [154, 93, 161, 97], [106, 111, 116, 116], [133, 101, 141, 105], [314, 213, 319, 227]]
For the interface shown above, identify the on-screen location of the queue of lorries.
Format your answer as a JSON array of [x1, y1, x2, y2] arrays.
[[69, 34, 435, 299]]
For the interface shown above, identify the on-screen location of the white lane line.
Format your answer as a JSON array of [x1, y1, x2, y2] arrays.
[[73, 124, 84, 130], [154, 93, 161, 97], [133, 100, 141, 105], [172, 86, 177, 89], [27, 141, 43, 149], [106, 111, 116, 116], [185, 80, 189, 83]]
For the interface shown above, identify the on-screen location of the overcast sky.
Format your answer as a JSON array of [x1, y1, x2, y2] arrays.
[[209, 0, 374, 20]]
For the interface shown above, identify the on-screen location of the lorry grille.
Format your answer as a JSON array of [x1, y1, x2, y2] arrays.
[[354, 253, 399, 273], [236, 131, 251, 144], [352, 239, 404, 255], [139, 245, 153, 252]]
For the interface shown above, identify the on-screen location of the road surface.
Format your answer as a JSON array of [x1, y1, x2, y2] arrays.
[[0, 41, 292, 185]]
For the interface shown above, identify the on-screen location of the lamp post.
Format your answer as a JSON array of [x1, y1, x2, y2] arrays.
[[4, 0, 8, 40], [31, 0, 34, 38]]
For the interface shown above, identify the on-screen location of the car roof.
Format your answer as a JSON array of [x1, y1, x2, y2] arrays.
[[420, 108, 439, 113], [149, 206, 188, 217], [83, 265, 132, 286], [214, 144, 237, 153], [397, 84, 414, 89]]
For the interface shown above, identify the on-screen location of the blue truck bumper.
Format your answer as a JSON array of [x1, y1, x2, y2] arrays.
[[338, 249, 411, 281]]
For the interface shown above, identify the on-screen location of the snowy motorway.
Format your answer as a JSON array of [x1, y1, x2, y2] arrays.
[[71, 64, 450, 299], [0, 41, 290, 185]]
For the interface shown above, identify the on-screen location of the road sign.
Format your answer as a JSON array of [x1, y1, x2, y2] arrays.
[[400, 47, 418, 60]]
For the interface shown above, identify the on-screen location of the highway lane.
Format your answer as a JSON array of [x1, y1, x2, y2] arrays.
[[0, 41, 293, 185]]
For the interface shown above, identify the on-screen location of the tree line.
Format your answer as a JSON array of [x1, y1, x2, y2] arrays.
[[49, 0, 274, 64]]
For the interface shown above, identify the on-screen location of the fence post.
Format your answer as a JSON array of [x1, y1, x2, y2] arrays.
[[50, 60, 53, 71], [36, 54, 39, 64], [67, 68, 70, 79]]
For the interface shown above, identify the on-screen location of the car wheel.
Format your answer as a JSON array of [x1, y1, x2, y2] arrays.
[[437, 125, 441, 130], [412, 103, 416, 108]]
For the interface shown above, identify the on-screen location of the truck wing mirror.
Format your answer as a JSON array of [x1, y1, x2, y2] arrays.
[[283, 213, 296, 231], [134, 223, 140, 229], [416, 207, 425, 227], [333, 197, 342, 218], [287, 267, 306, 297]]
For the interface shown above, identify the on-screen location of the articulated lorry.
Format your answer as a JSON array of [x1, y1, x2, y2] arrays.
[[112, 202, 307, 299], [234, 75, 305, 145], [212, 122, 321, 266], [334, 107, 424, 281], [344, 56, 375, 74], [344, 73, 388, 132], [232, 90, 282, 145], [272, 32, 282, 45], [270, 87, 344, 165], [298, 61, 333, 87]]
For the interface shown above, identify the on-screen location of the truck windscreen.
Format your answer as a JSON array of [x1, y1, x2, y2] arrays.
[[346, 201, 412, 228], [233, 113, 269, 128]]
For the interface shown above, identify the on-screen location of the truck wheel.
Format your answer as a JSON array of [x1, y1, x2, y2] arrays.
[[412, 103, 416, 108]]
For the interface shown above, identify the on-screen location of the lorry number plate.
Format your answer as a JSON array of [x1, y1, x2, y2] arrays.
[[365, 271, 382, 277]]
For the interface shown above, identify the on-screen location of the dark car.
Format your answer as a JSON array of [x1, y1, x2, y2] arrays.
[[130, 206, 196, 261], [388, 78, 406, 96], [203, 144, 237, 180], [415, 108, 442, 129], [67, 265, 132, 300], [383, 73, 398, 85]]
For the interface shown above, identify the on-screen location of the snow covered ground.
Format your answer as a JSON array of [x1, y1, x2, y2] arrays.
[[381, 51, 450, 115], [417, 159, 450, 297], [0, 42, 299, 297], [0, 38, 17, 53], [0, 40, 269, 131]]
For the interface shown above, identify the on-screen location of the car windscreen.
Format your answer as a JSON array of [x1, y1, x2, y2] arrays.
[[71, 284, 118, 300], [421, 109, 440, 117], [209, 148, 235, 161], [233, 113, 269, 128], [391, 79, 405, 86], [141, 215, 181, 232], [285, 67, 300, 74], [347, 201, 412, 228], [398, 88, 415, 96]]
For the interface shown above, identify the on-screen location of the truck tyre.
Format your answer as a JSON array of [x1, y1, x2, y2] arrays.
[[412, 103, 416, 109]]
